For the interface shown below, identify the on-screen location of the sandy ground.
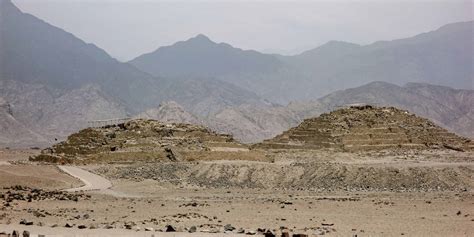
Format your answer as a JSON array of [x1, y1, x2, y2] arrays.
[[0, 149, 472, 236], [0, 224, 255, 237], [0, 149, 82, 190]]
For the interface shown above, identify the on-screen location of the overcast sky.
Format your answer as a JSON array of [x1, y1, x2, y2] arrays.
[[12, 0, 473, 61]]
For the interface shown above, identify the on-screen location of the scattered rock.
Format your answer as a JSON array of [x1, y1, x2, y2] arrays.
[[224, 224, 236, 231], [321, 223, 334, 226], [165, 225, 176, 232], [264, 230, 275, 237], [246, 230, 256, 235], [188, 226, 197, 233], [293, 234, 308, 237]]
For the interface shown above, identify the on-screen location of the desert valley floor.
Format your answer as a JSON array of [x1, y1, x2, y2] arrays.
[[0, 148, 473, 237]]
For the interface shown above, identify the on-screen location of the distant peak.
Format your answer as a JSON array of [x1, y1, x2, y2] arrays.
[[365, 81, 396, 87], [322, 40, 360, 48], [195, 34, 210, 40], [187, 34, 214, 43]]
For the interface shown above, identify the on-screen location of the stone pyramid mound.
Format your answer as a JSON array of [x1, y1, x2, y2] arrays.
[[33, 119, 247, 163], [255, 105, 473, 151]]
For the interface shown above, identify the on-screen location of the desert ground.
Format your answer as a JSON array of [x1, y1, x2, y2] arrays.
[[0, 148, 473, 237]]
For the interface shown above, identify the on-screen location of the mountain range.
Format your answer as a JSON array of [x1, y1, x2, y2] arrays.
[[130, 21, 473, 103], [0, 0, 472, 147]]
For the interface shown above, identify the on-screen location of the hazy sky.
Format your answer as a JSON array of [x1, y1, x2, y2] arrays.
[[12, 0, 473, 61]]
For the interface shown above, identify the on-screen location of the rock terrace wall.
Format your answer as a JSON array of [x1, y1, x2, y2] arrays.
[[33, 119, 246, 163], [256, 105, 473, 151]]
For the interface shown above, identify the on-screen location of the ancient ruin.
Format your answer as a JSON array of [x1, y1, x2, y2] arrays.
[[255, 105, 473, 151], [32, 119, 248, 163]]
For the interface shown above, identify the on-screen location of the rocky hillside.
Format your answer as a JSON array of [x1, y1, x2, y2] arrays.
[[206, 104, 300, 143], [256, 105, 473, 151], [0, 97, 47, 147], [0, 80, 128, 146], [137, 101, 201, 125], [33, 119, 251, 164], [0, 0, 161, 112]]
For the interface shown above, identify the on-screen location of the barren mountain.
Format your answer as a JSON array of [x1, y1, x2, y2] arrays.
[[0, 80, 128, 145], [153, 77, 269, 117], [130, 21, 473, 103], [130, 34, 282, 78], [0, 97, 47, 147], [0, 0, 160, 112], [137, 101, 201, 125], [207, 104, 300, 143], [286, 21, 473, 96]]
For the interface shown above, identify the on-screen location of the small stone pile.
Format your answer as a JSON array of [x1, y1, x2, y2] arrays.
[[0, 186, 89, 207]]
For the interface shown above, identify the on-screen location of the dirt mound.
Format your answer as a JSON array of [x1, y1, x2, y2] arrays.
[[32, 119, 248, 163], [255, 105, 473, 151]]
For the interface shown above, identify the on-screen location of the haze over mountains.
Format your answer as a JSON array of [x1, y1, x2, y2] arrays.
[[0, 0, 472, 147], [131, 21, 473, 103]]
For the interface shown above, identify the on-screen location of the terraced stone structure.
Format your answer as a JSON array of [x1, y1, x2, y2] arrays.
[[255, 105, 473, 151], [33, 119, 248, 163]]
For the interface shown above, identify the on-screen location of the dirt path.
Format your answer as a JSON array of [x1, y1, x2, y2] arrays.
[[58, 166, 112, 192], [58, 165, 137, 198]]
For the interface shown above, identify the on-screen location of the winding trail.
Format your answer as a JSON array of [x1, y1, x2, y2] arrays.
[[58, 165, 112, 192]]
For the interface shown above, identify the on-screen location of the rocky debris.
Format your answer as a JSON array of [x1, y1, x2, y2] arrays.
[[179, 202, 210, 208], [124, 222, 135, 230], [246, 230, 257, 235], [321, 223, 334, 226], [165, 225, 176, 232], [95, 162, 474, 192], [19, 219, 33, 225], [264, 230, 275, 237], [255, 106, 473, 152], [292, 234, 308, 237], [32, 119, 245, 164], [224, 224, 235, 231], [188, 226, 197, 233], [0, 186, 89, 208]]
